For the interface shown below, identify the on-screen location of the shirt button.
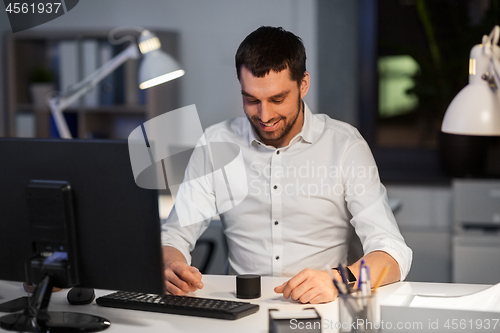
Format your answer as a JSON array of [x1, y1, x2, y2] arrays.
[[275, 256, 280, 260], [273, 185, 278, 190], [274, 221, 279, 225], [276, 150, 280, 155]]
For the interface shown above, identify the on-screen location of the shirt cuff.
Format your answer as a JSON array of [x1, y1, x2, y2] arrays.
[[161, 232, 193, 266], [365, 240, 413, 281]]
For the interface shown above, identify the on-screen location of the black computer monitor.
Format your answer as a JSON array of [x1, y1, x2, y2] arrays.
[[0, 138, 164, 294]]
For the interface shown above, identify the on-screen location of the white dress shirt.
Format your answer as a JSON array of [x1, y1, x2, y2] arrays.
[[161, 103, 412, 279]]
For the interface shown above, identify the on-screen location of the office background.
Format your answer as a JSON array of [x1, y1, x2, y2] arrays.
[[0, 0, 498, 284]]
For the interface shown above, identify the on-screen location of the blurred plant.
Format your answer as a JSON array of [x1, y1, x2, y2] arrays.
[[29, 66, 53, 83]]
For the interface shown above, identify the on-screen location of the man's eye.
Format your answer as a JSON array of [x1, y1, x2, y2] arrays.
[[247, 99, 259, 105], [271, 99, 284, 104]]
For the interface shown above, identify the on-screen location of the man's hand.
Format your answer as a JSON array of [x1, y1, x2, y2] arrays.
[[164, 261, 204, 296], [274, 268, 337, 304]]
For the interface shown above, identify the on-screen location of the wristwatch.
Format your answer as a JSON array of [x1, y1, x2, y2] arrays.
[[332, 266, 357, 287]]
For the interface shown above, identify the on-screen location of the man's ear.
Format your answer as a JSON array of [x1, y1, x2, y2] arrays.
[[300, 71, 311, 98]]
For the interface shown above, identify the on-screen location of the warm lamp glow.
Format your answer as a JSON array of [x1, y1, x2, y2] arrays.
[[140, 69, 185, 89]]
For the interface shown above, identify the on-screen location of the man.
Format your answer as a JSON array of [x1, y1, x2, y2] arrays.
[[162, 26, 412, 304]]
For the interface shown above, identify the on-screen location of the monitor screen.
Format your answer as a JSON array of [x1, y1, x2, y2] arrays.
[[0, 138, 164, 294]]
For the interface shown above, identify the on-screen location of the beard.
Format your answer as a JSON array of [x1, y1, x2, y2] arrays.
[[246, 94, 303, 144]]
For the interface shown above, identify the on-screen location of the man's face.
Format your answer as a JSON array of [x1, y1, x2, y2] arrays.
[[239, 66, 310, 148]]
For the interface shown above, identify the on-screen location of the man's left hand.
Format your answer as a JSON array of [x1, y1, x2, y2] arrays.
[[274, 268, 337, 304]]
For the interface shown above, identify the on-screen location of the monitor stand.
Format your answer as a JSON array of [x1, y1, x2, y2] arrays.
[[0, 275, 110, 333]]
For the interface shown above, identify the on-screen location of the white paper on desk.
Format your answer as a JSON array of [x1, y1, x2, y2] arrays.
[[410, 282, 500, 312]]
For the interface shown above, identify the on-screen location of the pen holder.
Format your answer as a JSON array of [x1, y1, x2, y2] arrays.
[[338, 293, 379, 333]]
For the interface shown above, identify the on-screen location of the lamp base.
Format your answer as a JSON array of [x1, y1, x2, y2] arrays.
[[0, 311, 110, 333], [0, 275, 110, 333]]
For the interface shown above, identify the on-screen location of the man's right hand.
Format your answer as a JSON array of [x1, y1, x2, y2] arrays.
[[164, 261, 204, 296]]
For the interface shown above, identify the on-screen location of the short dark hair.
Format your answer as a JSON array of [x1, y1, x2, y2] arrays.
[[235, 26, 306, 84]]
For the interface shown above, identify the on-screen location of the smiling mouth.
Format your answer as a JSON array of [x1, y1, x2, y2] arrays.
[[259, 119, 281, 131]]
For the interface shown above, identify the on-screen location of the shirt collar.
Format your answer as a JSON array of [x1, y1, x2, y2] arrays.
[[300, 103, 315, 144], [248, 102, 316, 147]]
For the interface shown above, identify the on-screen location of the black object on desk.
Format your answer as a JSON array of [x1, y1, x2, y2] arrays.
[[67, 287, 96, 305], [236, 274, 261, 299], [96, 291, 260, 320]]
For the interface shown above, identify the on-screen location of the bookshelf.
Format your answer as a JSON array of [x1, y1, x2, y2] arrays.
[[4, 29, 180, 139]]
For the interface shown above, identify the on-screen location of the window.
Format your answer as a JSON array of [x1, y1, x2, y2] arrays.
[[358, 0, 500, 181]]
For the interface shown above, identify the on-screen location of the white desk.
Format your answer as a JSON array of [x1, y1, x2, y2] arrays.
[[0, 276, 492, 332]]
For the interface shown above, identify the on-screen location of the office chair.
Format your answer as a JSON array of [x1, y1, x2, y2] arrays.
[[190, 239, 216, 274], [190, 219, 228, 274]]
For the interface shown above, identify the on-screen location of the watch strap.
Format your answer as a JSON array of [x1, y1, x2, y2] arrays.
[[333, 266, 357, 287]]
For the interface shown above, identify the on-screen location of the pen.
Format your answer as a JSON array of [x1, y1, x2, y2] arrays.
[[359, 266, 369, 307], [324, 264, 348, 295], [359, 266, 367, 296], [333, 279, 349, 295], [335, 280, 361, 313], [372, 265, 389, 294], [324, 264, 336, 282], [326, 265, 362, 312], [357, 259, 365, 290], [365, 266, 371, 295]]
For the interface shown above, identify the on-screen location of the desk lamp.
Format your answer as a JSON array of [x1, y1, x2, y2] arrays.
[[49, 27, 185, 139], [442, 25, 500, 136]]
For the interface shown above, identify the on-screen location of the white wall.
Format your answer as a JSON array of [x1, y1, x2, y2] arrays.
[[317, 0, 359, 127], [0, 0, 317, 136]]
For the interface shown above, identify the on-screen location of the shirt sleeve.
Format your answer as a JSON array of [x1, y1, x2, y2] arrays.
[[341, 139, 413, 280], [161, 207, 211, 265], [161, 137, 216, 265]]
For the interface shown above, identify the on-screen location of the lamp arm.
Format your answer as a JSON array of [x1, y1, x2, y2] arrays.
[[49, 43, 140, 139], [491, 57, 500, 89], [483, 26, 500, 90], [56, 43, 140, 112]]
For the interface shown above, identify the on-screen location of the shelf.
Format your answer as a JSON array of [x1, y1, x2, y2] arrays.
[[5, 29, 181, 139], [16, 104, 148, 114], [78, 105, 148, 114]]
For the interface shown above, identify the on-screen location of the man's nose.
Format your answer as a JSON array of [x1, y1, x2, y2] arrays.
[[258, 102, 274, 123]]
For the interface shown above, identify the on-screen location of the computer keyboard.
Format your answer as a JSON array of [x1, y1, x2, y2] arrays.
[[96, 291, 260, 320]]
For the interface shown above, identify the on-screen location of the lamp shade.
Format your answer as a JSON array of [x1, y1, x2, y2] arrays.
[[441, 84, 500, 135], [137, 30, 184, 90], [139, 50, 185, 89]]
